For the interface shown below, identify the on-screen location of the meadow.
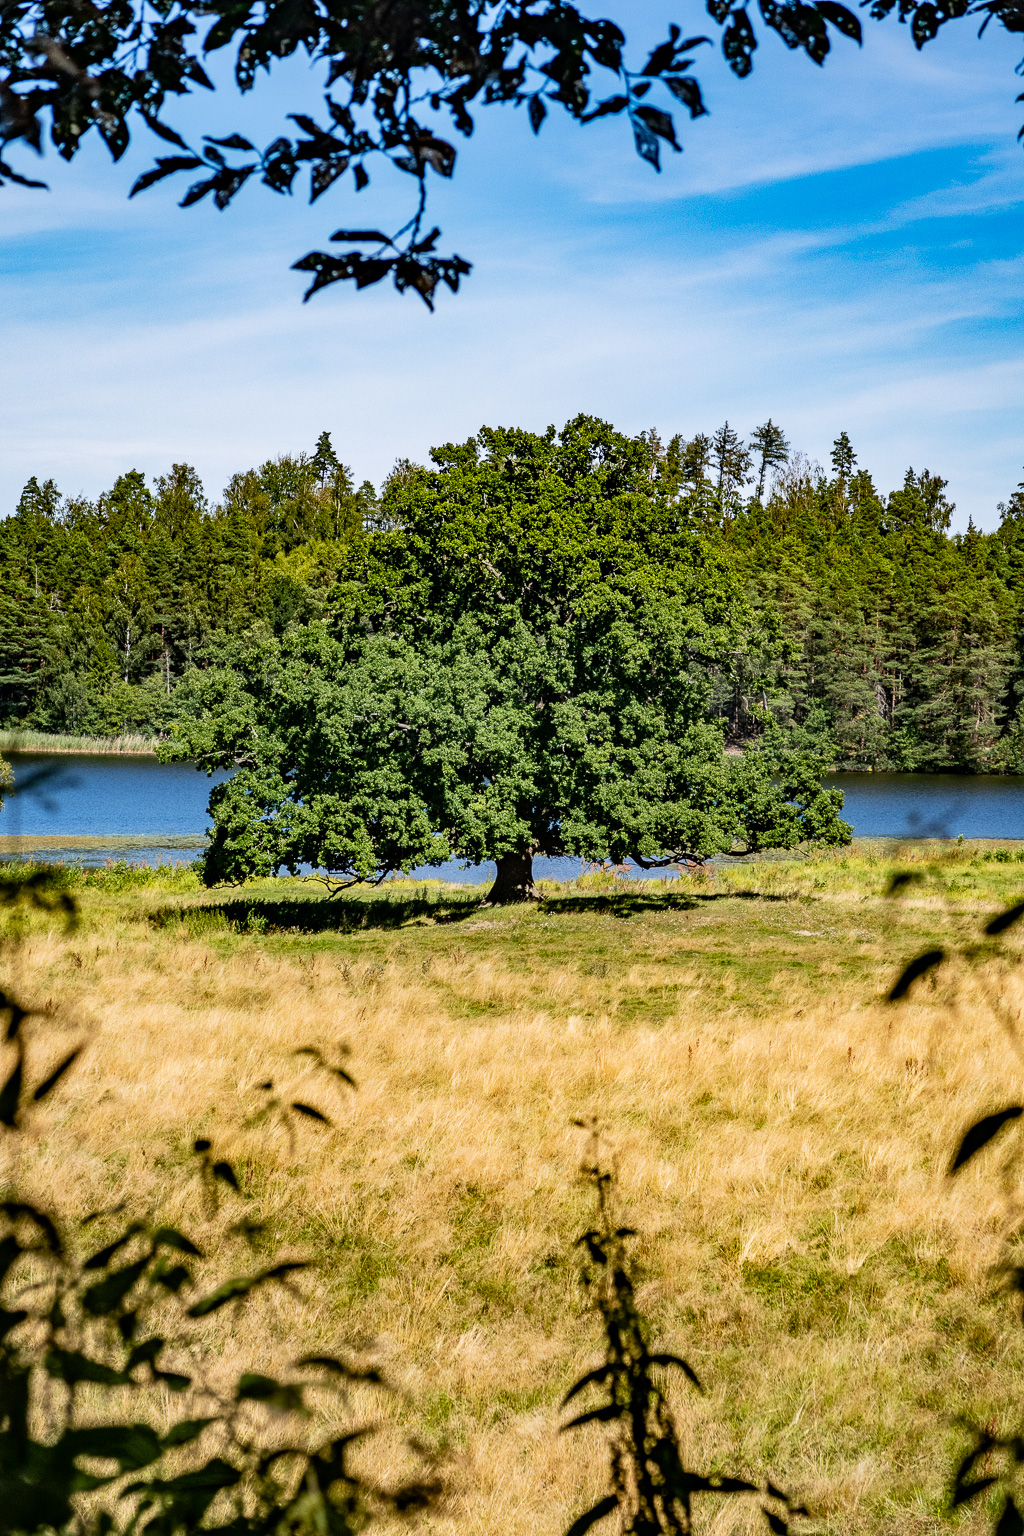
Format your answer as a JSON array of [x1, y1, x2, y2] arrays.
[[5, 844, 1024, 1536]]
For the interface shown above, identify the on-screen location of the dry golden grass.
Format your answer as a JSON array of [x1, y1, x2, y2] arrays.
[[6, 847, 1024, 1535]]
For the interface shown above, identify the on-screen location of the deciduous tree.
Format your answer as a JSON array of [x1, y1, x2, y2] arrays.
[[163, 415, 851, 900]]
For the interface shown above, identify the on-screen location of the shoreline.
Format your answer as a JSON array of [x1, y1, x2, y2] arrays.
[[0, 732, 158, 756], [0, 833, 1022, 861], [0, 834, 208, 853]]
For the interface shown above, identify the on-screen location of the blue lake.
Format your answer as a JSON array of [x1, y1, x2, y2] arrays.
[[0, 754, 1022, 875]]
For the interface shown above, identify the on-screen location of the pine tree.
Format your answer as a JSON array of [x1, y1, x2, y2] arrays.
[[312, 430, 340, 488], [708, 422, 752, 519], [831, 431, 857, 480], [750, 419, 790, 502]]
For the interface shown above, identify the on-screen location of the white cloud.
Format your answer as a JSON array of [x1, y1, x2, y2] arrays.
[[1, 10, 1023, 525]]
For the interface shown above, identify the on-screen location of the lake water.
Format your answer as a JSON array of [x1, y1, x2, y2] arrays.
[[1, 754, 1022, 875]]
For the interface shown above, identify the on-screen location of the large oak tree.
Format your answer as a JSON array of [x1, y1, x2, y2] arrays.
[[163, 415, 850, 899]]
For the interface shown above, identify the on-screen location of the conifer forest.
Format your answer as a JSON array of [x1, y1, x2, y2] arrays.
[[3, 421, 1023, 774]]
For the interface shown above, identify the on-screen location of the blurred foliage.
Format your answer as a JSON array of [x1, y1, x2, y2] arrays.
[[0, 863, 441, 1536], [887, 881, 1024, 1534], [564, 1132, 808, 1536], [2, 0, 1021, 300]]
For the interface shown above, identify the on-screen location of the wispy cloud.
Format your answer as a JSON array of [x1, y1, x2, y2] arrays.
[[1, 15, 1022, 526]]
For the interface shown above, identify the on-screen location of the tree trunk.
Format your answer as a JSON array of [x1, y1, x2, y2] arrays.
[[486, 851, 540, 904]]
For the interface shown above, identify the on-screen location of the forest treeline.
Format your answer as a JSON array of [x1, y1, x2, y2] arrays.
[[3, 422, 1024, 774]]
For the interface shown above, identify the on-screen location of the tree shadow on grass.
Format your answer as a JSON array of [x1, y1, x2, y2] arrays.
[[150, 889, 487, 936], [538, 889, 793, 919], [151, 885, 794, 935]]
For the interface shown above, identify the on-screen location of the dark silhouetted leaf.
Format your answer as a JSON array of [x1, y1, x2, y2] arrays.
[[634, 105, 681, 148], [126, 1456, 241, 1495], [204, 133, 255, 150], [213, 1161, 238, 1188], [664, 76, 708, 116], [529, 95, 547, 132], [157, 1370, 192, 1391], [45, 1348, 127, 1385], [0, 1234, 20, 1285], [291, 1101, 331, 1123], [130, 156, 203, 196], [155, 1263, 190, 1293], [999, 1495, 1024, 1536], [152, 1227, 202, 1256], [950, 1106, 1023, 1172], [144, 117, 190, 149], [0, 1201, 60, 1250], [83, 1257, 149, 1316], [310, 158, 348, 201], [650, 1352, 703, 1389], [187, 1260, 308, 1316], [986, 901, 1024, 935], [887, 949, 945, 1000], [328, 229, 390, 243], [0, 1058, 23, 1127], [0, 1305, 27, 1338], [296, 1353, 384, 1383], [63, 1424, 162, 1470], [562, 1364, 613, 1406], [582, 94, 629, 122], [236, 1371, 305, 1410], [630, 110, 661, 168], [84, 1225, 144, 1269], [953, 1476, 999, 1507], [722, 8, 758, 75], [162, 1419, 215, 1448], [886, 871, 923, 895], [816, 0, 862, 38], [562, 1403, 621, 1431], [33, 1048, 82, 1101], [564, 1495, 619, 1536]]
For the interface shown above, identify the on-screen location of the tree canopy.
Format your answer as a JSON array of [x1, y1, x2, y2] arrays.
[[161, 415, 850, 899], [4, 422, 1024, 779], [2, 0, 1021, 304]]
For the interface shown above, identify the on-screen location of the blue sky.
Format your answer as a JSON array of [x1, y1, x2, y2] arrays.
[[2, 3, 1023, 528]]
